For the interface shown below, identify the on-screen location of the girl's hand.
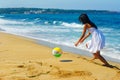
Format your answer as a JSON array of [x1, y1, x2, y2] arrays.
[[75, 42, 79, 47], [75, 39, 84, 47]]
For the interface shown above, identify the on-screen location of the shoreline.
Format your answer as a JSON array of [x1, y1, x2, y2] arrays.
[[1, 31, 120, 64], [0, 32, 120, 80]]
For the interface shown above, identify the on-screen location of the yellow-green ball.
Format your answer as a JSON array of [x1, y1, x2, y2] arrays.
[[52, 47, 62, 57]]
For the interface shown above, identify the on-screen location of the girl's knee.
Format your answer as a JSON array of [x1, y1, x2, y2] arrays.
[[93, 52, 100, 58]]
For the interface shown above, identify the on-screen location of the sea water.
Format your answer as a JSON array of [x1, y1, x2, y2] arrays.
[[0, 8, 120, 63]]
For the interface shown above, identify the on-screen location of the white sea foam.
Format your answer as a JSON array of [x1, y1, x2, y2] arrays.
[[0, 19, 23, 25], [53, 21, 57, 24], [100, 28, 114, 32], [0, 18, 33, 25], [34, 18, 40, 21], [44, 21, 49, 24], [21, 19, 27, 21], [61, 22, 83, 28]]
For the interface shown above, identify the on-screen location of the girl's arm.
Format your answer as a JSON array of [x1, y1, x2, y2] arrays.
[[75, 24, 87, 46], [79, 32, 91, 43]]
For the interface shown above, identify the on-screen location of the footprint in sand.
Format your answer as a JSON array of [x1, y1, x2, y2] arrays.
[[51, 70, 92, 78], [25, 62, 52, 78], [50, 68, 97, 80], [24, 61, 96, 79]]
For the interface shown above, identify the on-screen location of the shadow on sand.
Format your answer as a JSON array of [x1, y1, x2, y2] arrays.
[[60, 60, 73, 62]]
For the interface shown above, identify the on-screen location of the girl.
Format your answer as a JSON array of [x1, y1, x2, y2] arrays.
[[75, 14, 110, 66]]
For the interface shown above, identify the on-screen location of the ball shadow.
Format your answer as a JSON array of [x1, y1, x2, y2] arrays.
[[60, 60, 73, 62]]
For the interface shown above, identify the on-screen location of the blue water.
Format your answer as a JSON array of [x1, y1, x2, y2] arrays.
[[0, 8, 120, 62]]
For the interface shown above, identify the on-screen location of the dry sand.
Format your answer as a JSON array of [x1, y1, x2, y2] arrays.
[[0, 32, 120, 80]]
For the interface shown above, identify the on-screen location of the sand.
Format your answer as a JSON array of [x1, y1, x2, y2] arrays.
[[0, 32, 120, 80]]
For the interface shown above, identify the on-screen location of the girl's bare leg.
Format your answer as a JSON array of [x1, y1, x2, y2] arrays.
[[93, 51, 110, 66], [91, 53, 97, 61], [86, 44, 97, 61], [86, 44, 88, 48]]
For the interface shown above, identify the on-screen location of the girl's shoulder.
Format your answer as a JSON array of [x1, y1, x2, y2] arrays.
[[84, 23, 92, 29]]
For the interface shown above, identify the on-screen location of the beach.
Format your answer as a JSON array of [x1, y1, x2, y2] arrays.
[[0, 32, 119, 80]]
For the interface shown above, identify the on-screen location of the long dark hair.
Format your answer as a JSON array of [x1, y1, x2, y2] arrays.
[[79, 14, 97, 29]]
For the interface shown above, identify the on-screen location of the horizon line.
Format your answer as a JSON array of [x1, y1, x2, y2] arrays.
[[0, 7, 119, 12]]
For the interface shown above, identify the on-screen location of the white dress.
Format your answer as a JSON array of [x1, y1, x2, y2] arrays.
[[86, 27, 105, 53]]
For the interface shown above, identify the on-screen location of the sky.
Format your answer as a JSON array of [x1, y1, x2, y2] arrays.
[[0, 0, 120, 11]]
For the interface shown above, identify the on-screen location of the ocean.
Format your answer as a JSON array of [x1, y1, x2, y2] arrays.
[[0, 8, 120, 63]]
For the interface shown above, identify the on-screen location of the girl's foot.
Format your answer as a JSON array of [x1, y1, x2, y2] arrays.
[[102, 64, 113, 68]]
